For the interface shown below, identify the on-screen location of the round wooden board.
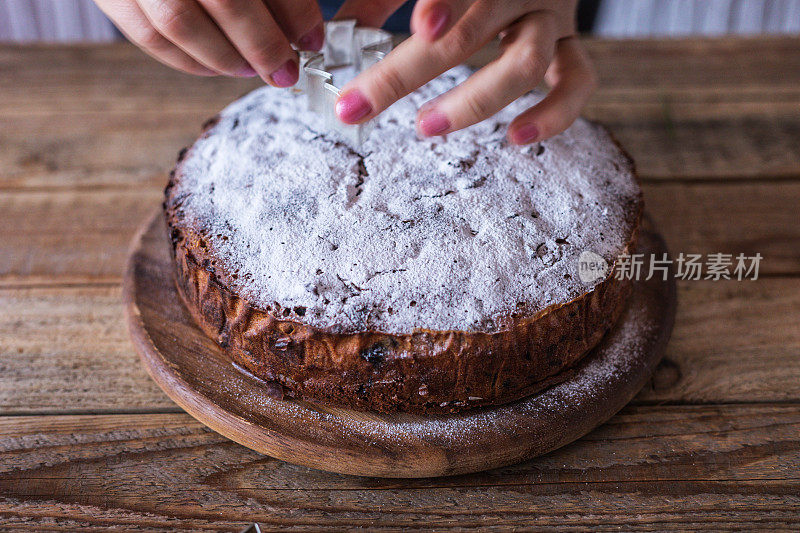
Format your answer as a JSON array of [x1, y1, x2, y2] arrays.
[[124, 211, 676, 478]]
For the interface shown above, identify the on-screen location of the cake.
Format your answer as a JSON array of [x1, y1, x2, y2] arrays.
[[163, 67, 643, 414]]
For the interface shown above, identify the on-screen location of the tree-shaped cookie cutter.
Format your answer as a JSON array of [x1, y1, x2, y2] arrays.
[[295, 20, 393, 147]]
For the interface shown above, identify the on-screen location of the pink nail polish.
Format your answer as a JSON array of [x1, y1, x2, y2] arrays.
[[298, 23, 325, 51], [235, 65, 258, 78], [270, 59, 298, 88], [336, 90, 373, 123], [426, 3, 451, 40], [511, 124, 539, 145], [418, 110, 450, 136]]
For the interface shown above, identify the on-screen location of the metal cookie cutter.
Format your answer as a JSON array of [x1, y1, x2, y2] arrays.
[[294, 20, 393, 147]]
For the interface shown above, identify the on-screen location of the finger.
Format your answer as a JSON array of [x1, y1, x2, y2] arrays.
[[410, 0, 474, 41], [333, 0, 408, 28], [264, 0, 325, 51], [197, 0, 299, 87], [137, 0, 253, 77], [507, 37, 597, 145], [95, 0, 217, 75], [335, 2, 526, 124], [416, 10, 557, 136]]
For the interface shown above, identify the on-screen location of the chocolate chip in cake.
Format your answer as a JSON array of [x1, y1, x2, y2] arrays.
[[360, 338, 398, 366]]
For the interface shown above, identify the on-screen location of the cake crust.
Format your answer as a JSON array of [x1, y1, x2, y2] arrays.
[[163, 71, 643, 414], [165, 140, 641, 414], [168, 219, 637, 413]]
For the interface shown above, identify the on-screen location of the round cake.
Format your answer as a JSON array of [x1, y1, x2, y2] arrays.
[[164, 67, 643, 414]]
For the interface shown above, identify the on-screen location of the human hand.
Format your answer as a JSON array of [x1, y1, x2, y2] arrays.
[[334, 0, 596, 144], [94, 0, 325, 87]]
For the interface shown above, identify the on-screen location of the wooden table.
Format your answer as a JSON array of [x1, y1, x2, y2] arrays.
[[1, 37, 799, 531]]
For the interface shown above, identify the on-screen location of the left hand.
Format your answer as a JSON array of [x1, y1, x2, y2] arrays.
[[333, 0, 596, 145]]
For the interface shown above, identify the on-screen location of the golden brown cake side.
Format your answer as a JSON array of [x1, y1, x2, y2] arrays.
[[163, 74, 644, 413], [165, 146, 641, 414]]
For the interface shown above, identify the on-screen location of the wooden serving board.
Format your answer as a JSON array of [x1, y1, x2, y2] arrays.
[[124, 211, 676, 478]]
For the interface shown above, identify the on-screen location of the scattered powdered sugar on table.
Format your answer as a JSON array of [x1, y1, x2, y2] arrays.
[[172, 67, 640, 334]]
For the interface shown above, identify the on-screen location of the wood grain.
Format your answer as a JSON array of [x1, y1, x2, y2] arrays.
[[0, 113, 202, 190], [2, 38, 800, 189], [4, 106, 797, 190], [0, 189, 160, 285], [643, 278, 800, 404], [644, 182, 800, 275], [0, 405, 798, 530], [5, 38, 798, 107], [4, 38, 798, 110], [0, 285, 173, 414]]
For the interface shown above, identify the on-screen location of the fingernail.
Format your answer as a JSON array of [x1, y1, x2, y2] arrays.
[[270, 59, 298, 87], [197, 66, 218, 77], [235, 65, 258, 78], [298, 23, 324, 51], [418, 109, 451, 136], [426, 3, 451, 39], [336, 90, 372, 123], [511, 123, 539, 145]]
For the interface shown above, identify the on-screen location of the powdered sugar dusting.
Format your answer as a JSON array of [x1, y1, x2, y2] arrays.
[[172, 67, 640, 334]]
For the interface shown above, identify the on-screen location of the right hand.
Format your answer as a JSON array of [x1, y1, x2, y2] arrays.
[[94, 0, 325, 87]]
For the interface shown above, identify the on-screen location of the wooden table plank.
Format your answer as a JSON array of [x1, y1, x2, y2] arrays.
[[0, 189, 160, 285], [584, 37, 800, 91], [0, 286, 173, 414], [0, 405, 798, 530], [0, 182, 797, 286], [1, 279, 798, 414], [4, 38, 798, 104], [602, 115, 800, 181], [642, 279, 800, 404], [2, 38, 800, 189], [0, 113, 201, 190], [4, 106, 798, 190], [644, 182, 800, 275]]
